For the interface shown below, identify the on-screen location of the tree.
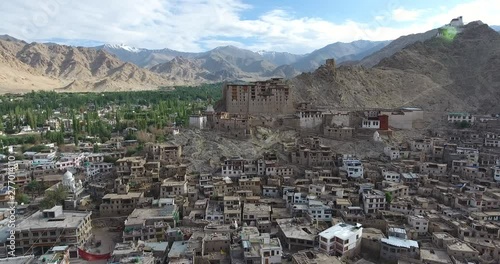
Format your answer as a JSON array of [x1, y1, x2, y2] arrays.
[[26, 181, 43, 198], [103, 156, 118, 164], [40, 185, 68, 209], [60, 121, 65, 134], [457, 120, 471, 129], [93, 144, 100, 153], [385, 192, 393, 205], [15, 192, 30, 205]]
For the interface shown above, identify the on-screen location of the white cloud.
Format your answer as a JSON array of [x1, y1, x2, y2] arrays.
[[391, 8, 424, 22], [0, 0, 499, 54]]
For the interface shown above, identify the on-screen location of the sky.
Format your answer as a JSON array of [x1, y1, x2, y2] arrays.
[[0, 0, 499, 54]]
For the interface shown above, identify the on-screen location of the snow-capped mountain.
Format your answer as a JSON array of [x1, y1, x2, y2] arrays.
[[104, 43, 142, 53], [96, 44, 198, 68]]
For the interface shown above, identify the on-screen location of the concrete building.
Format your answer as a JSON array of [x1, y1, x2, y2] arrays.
[[323, 126, 354, 140], [262, 186, 280, 198], [446, 241, 479, 261], [243, 203, 271, 232], [277, 218, 320, 250], [291, 138, 336, 167], [361, 118, 380, 129], [447, 112, 475, 124], [341, 158, 364, 178], [205, 201, 224, 222], [221, 157, 247, 178], [14, 206, 92, 257], [99, 187, 145, 217], [307, 200, 333, 222], [122, 198, 179, 242], [222, 78, 295, 115], [362, 190, 386, 214], [383, 183, 409, 199], [237, 227, 283, 264], [160, 180, 187, 198], [239, 177, 261, 196], [224, 196, 242, 225], [383, 171, 401, 183], [407, 215, 428, 236], [297, 109, 324, 130], [493, 165, 500, 182], [380, 228, 419, 263], [318, 223, 363, 257], [420, 162, 447, 176], [145, 143, 182, 163], [32, 150, 57, 165], [202, 232, 230, 255], [116, 156, 146, 177], [188, 115, 207, 129], [384, 147, 401, 160]]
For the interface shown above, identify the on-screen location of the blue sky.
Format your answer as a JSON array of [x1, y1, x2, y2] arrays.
[[0, 0, 498, 54]]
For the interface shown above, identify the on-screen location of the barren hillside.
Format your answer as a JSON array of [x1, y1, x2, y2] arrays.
[[291, 22, 500, 114], [0, 39, 172, 93]]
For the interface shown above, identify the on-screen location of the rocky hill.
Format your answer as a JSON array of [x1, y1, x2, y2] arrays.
[[291, 40, 390, 72], [356, 29, 438, 68], [290, 22, 500, 114]]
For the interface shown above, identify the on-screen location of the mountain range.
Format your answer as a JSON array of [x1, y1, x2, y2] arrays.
[[0, 22, 499, 94]]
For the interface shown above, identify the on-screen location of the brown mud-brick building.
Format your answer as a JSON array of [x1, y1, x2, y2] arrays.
[[222, 78, 295, 115]]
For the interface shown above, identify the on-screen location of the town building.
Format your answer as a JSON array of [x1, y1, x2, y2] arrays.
[[122, 198, 179, 242], [318, 223, 362, 257], [145, 143, 182, 163], [362, 190, 386, 214], [277, 218, 320, 250], [14, 206, 92, 257], [160, 179, 188, 198], [447, 112, 475, 124], [380, 228, 419, 262], [99, 184, 146, 217], [407, 215, 429, 236], [222, 78, 295, 115], [189, 114, 207, 129], [243, 203, 271, 233], [341, 157, 364, 178]]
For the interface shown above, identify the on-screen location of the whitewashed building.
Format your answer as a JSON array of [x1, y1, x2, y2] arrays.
[[318, 223, 363, 257], [342, 158, 364, 178], [447, 112, 475, 124], [189, 115, 207, 129]]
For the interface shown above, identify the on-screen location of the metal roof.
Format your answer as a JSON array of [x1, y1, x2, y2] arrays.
[[381, 237, 419, 248]]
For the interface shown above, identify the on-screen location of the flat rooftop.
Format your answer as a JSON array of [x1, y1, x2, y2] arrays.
[[447, 241, 478, 252], [319, 223, 362, 240], [277, 218, 319, 241], [204, 232, 230, 241], [125, 207, 176, 226], [292, 250, 343, 264], [168, 241, 189, 258], [420, 249, 452, 264], [102, 192, 143, 200], [15, 209, 90, 231], [243, 203, 271, 214]]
